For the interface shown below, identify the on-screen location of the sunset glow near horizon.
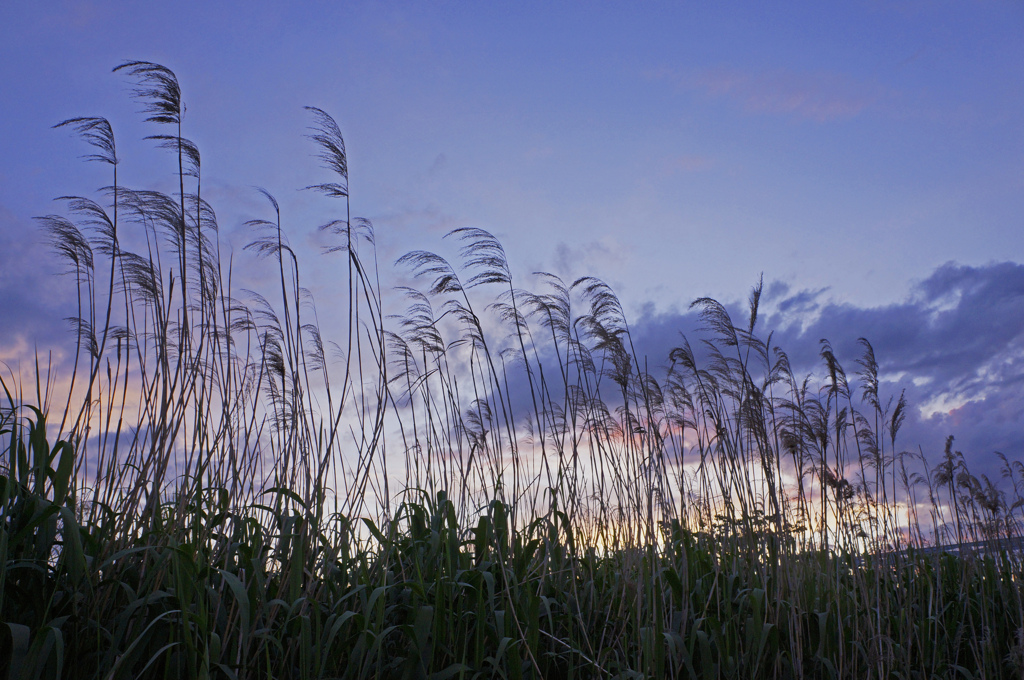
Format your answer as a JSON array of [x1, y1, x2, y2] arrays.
[[2, 2, 1024, 475]]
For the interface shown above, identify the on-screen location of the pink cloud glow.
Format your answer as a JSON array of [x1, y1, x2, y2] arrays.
[[653, 66, 887, 122]]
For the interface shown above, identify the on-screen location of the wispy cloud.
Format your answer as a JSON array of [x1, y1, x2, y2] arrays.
[[649, 65, 887, 122], [659, 154, 715, 175], [550, 237, 634, 282]]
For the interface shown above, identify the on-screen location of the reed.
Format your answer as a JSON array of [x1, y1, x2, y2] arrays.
[[2, 62, 1022, 680]]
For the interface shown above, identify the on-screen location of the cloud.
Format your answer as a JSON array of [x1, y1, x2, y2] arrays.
[[549, 237, 634, 283], [659, 154, 715, 175], [0, 206, 73, 370], [39, 0, 107, 32], [650, 65, 886, 122], [771, 261, 1024, 396], [625, 260, 1024, 477]]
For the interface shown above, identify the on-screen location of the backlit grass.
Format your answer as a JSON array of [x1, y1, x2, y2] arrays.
[[2, 61, 1023, 680]]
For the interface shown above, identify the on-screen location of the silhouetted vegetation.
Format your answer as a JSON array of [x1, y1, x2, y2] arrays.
[[2, 62, 1023, 679]]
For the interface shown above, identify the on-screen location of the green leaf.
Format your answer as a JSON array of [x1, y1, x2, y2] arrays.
[[362, 517, 389, 546], [1, 622, 30, 680], [661, 566, 683, 600], [58, 505, 88, 585], [50, 440, 75, 506], [217, 569, 251, 644], [428, 663, 471, 680]]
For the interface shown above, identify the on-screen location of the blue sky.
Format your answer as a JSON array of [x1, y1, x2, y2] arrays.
[[2, 1, 1024, 473]]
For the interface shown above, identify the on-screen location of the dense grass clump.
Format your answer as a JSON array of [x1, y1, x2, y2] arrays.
[[2, 62, 1023, 679]]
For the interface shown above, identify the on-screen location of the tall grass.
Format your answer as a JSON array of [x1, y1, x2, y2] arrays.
[[2, 62, 1023, 679]]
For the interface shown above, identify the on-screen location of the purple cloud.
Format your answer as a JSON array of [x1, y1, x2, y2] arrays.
[[650, 65, 887, 122], [626, 261, 1024, 477]]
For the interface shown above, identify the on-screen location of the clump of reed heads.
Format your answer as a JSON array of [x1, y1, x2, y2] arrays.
[[1, 61, 1023, 679]]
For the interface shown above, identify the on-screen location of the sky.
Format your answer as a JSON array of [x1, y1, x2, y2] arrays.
[[2, 1, 1024, 477]]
